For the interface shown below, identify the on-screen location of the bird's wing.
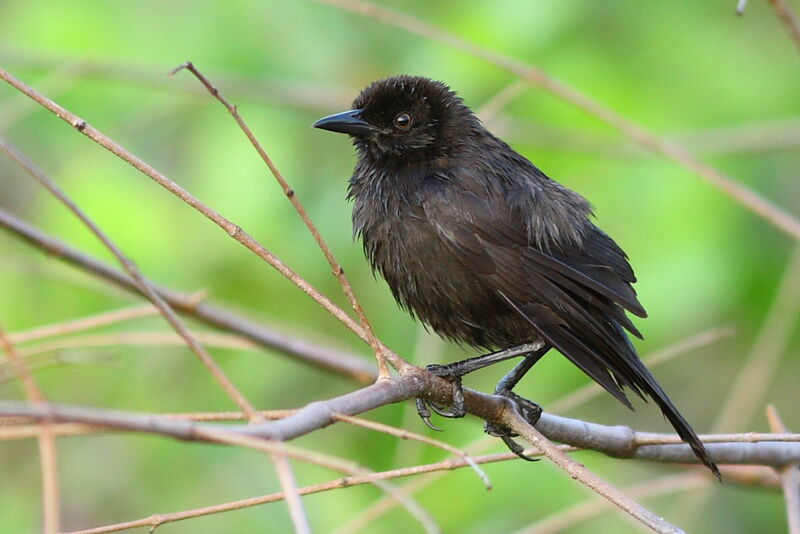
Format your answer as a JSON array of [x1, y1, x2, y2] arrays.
[[421, 180, 648, 407], [421, 174, 718, 477]]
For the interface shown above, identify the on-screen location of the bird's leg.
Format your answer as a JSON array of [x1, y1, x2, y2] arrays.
[[484, 347, 550, 461], [416, 342, 543, 428]]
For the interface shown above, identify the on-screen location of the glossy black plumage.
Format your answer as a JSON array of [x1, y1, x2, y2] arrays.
[[314, 75, 718, 476]]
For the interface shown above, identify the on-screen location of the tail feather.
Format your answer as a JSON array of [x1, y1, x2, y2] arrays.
[[635, 361, 720, 478]]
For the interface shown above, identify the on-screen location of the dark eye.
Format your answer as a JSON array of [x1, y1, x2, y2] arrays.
[[393, 112, 413, 130]]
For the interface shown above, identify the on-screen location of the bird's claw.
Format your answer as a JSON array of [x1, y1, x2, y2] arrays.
[[415, 363, 467, 430], [498, 390, 542, 426], [483, 390, 542, 461], [415, 398, 442, 431]]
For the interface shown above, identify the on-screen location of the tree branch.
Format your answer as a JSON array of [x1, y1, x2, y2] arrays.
[[0, 207, 376, 383], [2, 373, 798, 468], [310, 0, 800, 240]]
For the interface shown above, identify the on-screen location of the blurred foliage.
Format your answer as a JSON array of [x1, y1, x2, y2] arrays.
[[1, 1, 799, 533]]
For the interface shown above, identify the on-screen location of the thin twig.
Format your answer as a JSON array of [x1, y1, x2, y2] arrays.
[[170, 62, 396, 376], [0, 49, 353, 112], [61, 447, 558, 534], [311, 0, 800, 240], [332, 413, 491, 488], [550, 325, 735, 414], [738, 0, 749, 14], [476, 78, 529, 123], [192, 428, 440, 534], [0, 327, 60, 534], [0, 135, 260, 420], [271, 454, 312, 534], [767, 0, 800, 53], [505, 411, 685, 534], [8, 304, 159, 344], [767, 405, 800, 534], [714, 245, 800, 432], [0, 207, 376, 382], [514, 472, 709, 534], [5, 376, 800, 466], [0, 67, 407, 372], [335, 326, 735, 534]]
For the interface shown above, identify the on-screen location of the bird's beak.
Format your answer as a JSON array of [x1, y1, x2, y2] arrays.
[[313, 109, 374, 137]]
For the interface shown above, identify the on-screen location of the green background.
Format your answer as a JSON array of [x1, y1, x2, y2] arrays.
[[1, 1, 799, 532]]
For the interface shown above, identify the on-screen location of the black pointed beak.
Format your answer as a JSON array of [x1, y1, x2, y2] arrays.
[[313, 109, 374, 136]]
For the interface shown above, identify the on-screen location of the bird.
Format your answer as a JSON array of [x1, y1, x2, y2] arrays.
[[313, 74, 718, 476]]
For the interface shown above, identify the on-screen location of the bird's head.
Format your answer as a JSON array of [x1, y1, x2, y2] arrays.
[[314, 75, 479, 162]]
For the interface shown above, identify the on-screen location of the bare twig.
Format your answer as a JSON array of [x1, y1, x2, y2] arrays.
[[61, 448, 557, 534], [738, 0, 749, 14], [714, 245, 800, 432], [332, 413, 490, 487], [271, 454, 311, 534], [550, 326, 735, 414], [311, 0, 800, 240], [0, 327, 60, 533], [189, 428, 440, 534], [767, 405, 800, 534], [477, 78, 529, 123], [0, 67, 407, 371], [335, 326, 736, 534], [505, 411, 685, 534], [8, 371, 799, 465], [514, 472, 709, 534], [8, 304, 158, 344], [170, 62, 396, 376], [0, 207, 376, 382], [767, 0, 800, 53], [0, 48, 353, 112], [0, 135, 260, 420]]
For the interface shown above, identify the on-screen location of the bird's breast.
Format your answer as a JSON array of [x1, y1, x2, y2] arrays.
[[353, 191, 526, 348]]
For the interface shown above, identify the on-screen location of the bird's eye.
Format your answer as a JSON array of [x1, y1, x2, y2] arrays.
[[393, 112, 413, 130]]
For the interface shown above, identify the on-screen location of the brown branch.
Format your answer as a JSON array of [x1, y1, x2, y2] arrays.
[[7, 372, 800, 532], [516, 472, 710, 534], [61, 447, 562, 534], [271, 454, 311, 534], [0, 48, 353, 112], [550, 326, 735, 414], [310, 0, 800, 241], [476, 78, 529, 122], [0, 135, 260, 420], [767, 405, 800, 534], [714, 245, 800, 432], [191, 428, 439, 534], [4, 372, 798, 467], [8, 304, 159, 344], [767, 0, 800, 53], [0, 327, 60, 533], [334, 325, 736, 534], [0, 66, 402, 370], [332, 413, 490, 487], [170, 62, 396, 376], [504, 411, 685, 534], [0, 207, 376, 383]]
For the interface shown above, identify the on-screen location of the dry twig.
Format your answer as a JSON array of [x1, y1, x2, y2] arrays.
[[767, 405, 800, 534], [767, 0, 800, 53], [0, 327, 60, 533], [0, 207, 376, 382], [0, 135, 260, 420], [310, 0, 800, 240], [169, 62, 396, 376]]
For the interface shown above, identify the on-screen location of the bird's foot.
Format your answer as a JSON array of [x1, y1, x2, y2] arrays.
[[484, 390, 542, 461], [415, 363, 467, 430]]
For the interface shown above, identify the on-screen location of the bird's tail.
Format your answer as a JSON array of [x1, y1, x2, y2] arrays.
[[637, 368, 720, 479]]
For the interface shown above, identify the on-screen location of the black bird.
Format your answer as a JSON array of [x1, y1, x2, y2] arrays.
[[314, 75, 718, 476]]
